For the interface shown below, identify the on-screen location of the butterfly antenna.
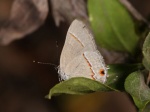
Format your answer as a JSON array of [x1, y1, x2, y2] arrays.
[[33, 60, 58, 70]]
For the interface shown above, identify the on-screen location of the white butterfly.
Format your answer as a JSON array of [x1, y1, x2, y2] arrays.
[[58, 19, 108, 83]]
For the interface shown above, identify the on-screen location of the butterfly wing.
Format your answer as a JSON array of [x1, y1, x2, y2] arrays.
[[63, 51, 107, 83], [59, 19, 107, 83], [60, 20, 96, 71]]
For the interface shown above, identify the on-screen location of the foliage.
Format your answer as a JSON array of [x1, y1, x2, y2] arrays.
[[47, 0, 150, 111]]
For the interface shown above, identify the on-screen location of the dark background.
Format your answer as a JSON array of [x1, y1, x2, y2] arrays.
[[0, 0, 150, 112]]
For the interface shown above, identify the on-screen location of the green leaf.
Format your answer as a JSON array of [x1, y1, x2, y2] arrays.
[[107, 64, 144, 89], [143, 32, 150, 70], [47, 64, 143, 99], [47, 77, 115, 99], [143, 58, 150, 71], [125, 71, 150, 111], [142, 103, 150, 112], [88, 0, 139, 53]]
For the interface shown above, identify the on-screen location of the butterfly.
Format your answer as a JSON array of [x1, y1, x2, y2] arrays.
[[58, 19, 108, 83]]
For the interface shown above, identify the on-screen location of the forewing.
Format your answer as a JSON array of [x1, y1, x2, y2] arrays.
[[60, 19, 97, 71]]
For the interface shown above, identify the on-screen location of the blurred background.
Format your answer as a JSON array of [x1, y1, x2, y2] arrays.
[[0, 0, 150, 112]]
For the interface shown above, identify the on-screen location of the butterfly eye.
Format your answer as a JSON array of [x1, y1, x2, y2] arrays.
[[99, 69, 105, 76]]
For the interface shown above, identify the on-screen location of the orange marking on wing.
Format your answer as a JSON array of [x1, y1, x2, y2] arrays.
[[83, 54, 95, 80], [99, 69, 105, 76], [69, 33, 84, 47]]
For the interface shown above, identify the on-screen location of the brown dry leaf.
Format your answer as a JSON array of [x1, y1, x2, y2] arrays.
[[98, 47, 128, 64], [51, 0, 88, 26], [0, 0, 48, 45], [120, 0, 150, 27], [0, 0, 13, 22]]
